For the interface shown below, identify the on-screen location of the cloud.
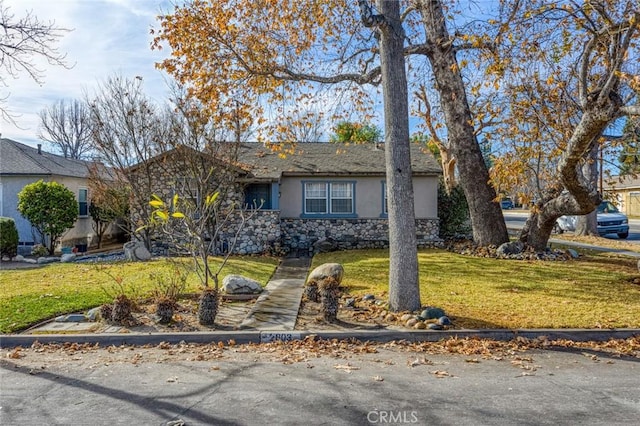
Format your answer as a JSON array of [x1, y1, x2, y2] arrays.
[[1, 0, 172, 146]]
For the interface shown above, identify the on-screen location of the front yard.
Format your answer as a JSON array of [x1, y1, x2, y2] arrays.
[[2, 247, 640, 333]]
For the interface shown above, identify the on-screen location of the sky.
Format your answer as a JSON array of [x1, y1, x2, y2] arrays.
[[1, 0, 174, 148]]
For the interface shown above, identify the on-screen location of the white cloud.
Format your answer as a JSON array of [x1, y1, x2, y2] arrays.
[[1, 0, 173, 147]]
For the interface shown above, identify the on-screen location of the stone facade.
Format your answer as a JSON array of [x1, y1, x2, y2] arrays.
[[280, 218, 441, 254]]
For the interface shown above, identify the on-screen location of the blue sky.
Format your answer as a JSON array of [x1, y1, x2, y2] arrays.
[[2, 0, 174, 147]]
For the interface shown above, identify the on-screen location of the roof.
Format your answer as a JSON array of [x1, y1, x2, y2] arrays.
[[236, 142, 442, 180], [0, 138, 94, 178], [604, 175, 640, 190]]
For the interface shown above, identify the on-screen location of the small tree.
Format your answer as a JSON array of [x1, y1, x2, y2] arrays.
[[17, 180, 77, 254], [329, 121, 382, 144], [0, 217, 19, 257]]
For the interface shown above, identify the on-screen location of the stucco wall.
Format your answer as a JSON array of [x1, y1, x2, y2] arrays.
[[278, 175, 439, 219], [0, 175, 116, 253]]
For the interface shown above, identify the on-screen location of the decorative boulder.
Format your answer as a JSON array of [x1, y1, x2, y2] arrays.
[[60, 253, 76, 263], [222, 274, 263, 294], [420, 307, 446, 320], [496, 241, 524, 256], [306, 263, 344, 286], [123, 241, 151, 262]]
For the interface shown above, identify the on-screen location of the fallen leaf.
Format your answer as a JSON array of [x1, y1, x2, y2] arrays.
[[373, 375, 384, 381], [430, 370, 451, 378], [334, 363, 360, 372], [167, 376, 178, 383], [465, 358, 480, 363]]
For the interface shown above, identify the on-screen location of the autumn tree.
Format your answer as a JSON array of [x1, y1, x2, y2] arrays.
[[38, 99, 93, 159], [330, 120, 382, 144], [489, 1, 640, 249], [154, 0, 424, 311], [152, 0, 511, 251], [618, 113, 640, 175], [0, 0, 68, 121]]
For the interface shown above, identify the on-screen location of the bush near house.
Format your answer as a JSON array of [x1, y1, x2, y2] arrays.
[[0, 217, 19, 257], [17, 180, 78, 254]]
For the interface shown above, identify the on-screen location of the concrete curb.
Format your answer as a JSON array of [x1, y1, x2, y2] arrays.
[[1, 328, 639, 349]]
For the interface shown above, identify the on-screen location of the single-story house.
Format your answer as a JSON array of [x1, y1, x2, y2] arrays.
[[0, 138, 119, 254], [138, 142, 442, 255], [604, 175, 640, 216]]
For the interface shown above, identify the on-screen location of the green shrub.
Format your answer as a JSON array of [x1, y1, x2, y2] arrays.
[[0, 217, 19, 257], [437, 182, 471, 239], [31, 244, 49, 257]]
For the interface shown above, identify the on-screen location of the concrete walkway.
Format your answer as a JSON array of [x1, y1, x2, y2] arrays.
[[239, 256, 311, 330]]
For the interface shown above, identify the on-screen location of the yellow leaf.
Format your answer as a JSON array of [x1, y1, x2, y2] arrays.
[[171, 212, 185, 218]]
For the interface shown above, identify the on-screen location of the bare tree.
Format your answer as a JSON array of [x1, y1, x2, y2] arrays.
[[38, 99, 93, 159], [0, 0, 69, 121]]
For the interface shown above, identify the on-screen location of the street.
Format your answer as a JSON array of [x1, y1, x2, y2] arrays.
[[503, 211, 640, 243], [1, 342, 639, 425]]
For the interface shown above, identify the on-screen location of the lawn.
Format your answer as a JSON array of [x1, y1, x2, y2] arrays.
[[312, 249, 640, 329], [0, 256, 279, 333]]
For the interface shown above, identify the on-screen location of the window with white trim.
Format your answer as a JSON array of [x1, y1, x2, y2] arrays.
[[304, 182, 354, 215]]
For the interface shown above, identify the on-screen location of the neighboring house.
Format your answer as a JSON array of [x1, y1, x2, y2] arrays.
[[604, 175, 640, 216], [139, 142, 442, 255], [0, 138, 118, 254]]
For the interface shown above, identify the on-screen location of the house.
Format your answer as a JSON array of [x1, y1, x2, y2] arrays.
[[604, 175, 640, 216], [139, 142, 442, 255], [0, 138, 119, 254]]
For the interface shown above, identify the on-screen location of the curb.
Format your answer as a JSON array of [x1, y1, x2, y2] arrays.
[[1, 328, 639, 349]]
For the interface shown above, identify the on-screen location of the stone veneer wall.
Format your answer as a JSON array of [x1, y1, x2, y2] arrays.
[[218, 210, 282, 255], [279, 218, 441, 253]]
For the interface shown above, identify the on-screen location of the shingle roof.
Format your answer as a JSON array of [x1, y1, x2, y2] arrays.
[[0, 138, 93, 178], [236, 142, 441, 180]]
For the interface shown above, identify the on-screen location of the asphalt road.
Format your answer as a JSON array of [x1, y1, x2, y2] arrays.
[[503, 210, 640, 243], [1, 344, 639, 425]]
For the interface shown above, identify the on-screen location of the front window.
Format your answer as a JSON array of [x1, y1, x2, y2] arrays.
[[78, 188, 88, 217], [244, 183, 272, 209], [304, 182, 354, 215]]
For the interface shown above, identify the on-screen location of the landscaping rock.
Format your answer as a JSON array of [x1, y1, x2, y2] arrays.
[[306, 263, 344, 286], [222, 274, 263, 294], [420, 307, 446, 320], [12, 255, 24, 262], [123, 241, 151, 261], [55, 314, 87, 322], [496, 241, 524, 256], [567, 249, 579, 259], [37, 257, 59, 265], [428, 323, 444, 330], [438, 316, 452, 325], [363, 294, 375, 301], [86, 307, 100, 322], [60, 253, 76, 263]]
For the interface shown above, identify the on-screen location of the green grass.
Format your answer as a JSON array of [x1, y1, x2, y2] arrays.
[[312, 249, 640, 329], [0, 256, 279, 333]]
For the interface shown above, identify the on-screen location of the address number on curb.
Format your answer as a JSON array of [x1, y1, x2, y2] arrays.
[[260, 332, 302, 343]]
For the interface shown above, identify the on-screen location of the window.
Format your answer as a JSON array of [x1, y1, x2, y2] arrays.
[[244, 183, 272, 209], [174, 178, 200, 217], [382, 181, 388, 215], [78, 188, 88, 217], [303, 182, 354, 216]]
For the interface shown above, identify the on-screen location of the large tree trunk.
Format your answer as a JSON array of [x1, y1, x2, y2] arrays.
[[376, 0, 420, 312], [418, 0, 509, 246], [575, 143, 599, 236]]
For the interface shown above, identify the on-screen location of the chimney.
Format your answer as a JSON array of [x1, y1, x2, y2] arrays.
[[37, 144, 42, 155]]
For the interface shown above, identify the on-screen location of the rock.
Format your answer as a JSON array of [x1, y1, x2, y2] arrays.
[[496, 241, 524, 256], [384, 313, 396, 322], [12, 255, 25, 262], [420, 307, 446, 320], [400, 313, 414, 322], [438, 316, 452, 325], [362, 294, 375, 301], [222, 274, 263, 294], [23, 258, 37, 264], [60, 253, 76, 263], [37, 257, 59, 264], [313, 238, 338, 253], [306, 263, 344, 286], [2, 256, 10, 262], [344, 298, 356, 308], [123, 241, 151, 261], [414, 321, 426, 329], [406, 318, 418, 327], [86, 307, 100, 321], [428, 323, 444, 330]]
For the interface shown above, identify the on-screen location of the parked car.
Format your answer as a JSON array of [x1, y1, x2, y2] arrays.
[[554, 201, 629, 239], [500, 198, 514, 209]]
